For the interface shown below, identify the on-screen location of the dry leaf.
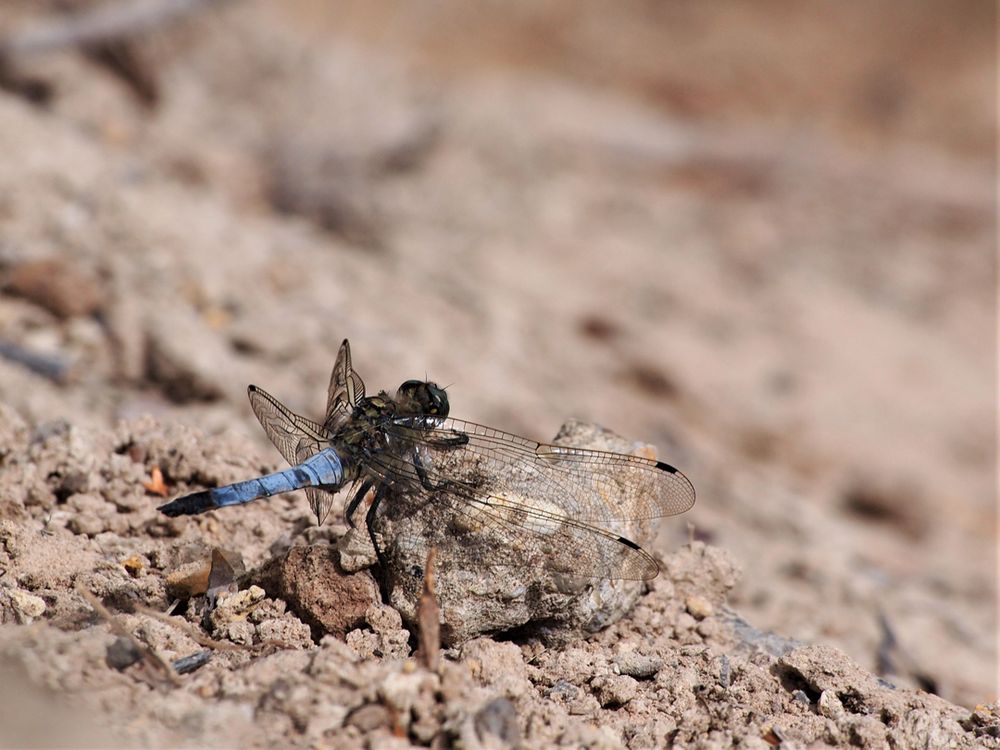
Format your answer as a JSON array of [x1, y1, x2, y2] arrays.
[[143, 466, 168, 497]]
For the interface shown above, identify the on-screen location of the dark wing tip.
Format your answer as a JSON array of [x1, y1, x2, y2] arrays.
[[616, 535, 661, 580], [654, 460, 697, 510], [618, 535, 641, 550]]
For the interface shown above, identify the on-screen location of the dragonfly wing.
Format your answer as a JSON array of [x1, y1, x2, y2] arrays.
[[363, 447, 660, 580], [385, 418, 695, 523], [367, 417, 694, 580], [323, 339, 366, 433], [247, 385, 340, 523]]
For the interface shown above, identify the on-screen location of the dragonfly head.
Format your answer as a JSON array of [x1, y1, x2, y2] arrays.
[[396, 379, 450, 418]]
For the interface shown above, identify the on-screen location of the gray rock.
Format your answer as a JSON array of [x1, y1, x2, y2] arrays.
[[379, 420, 668, 645]]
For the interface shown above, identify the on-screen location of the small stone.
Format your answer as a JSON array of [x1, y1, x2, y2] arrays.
[[818, 690, 845, 720], [546, 680, 578, 701], [379, 669, 433, 714], [256, 618, 313, 648], [685, 595, 714, 620], [105, 636, 143, 670], [591, 674, 638, 707], [346, 629, 381, 659], [366, 604, 403, 634], [2, 258, 105, 319], [613, 653, 663, 679], [696, 617, 719, 638], [172, 650, 212, 675], [345, 704, 391, 732], [121, 555, 144, 577], [68, 512, 105, 537], [144, 307, 229, 403], [7, 589, 46, 622], [254, 544, 380, 638], [474, 697, 520, 746], [209, 586, 266, 634], [225, 620, 255, 645], [674, 612, 697, 632]]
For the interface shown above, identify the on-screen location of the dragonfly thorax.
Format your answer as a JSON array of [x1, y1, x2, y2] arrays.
[[346, 381, 448, 446]]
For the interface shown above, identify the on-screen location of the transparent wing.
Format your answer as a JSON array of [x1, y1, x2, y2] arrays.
[[365, 417, 695, 580], [385, 417, 695, 523], [323, 339, 366, 434], [247, 385, 340, 523]]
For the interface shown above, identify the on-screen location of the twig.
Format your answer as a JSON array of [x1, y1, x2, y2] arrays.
[[134, 603, 241, 652], [172, 649, 212, 674], [76, 582, 180, 686], [0, 340, 70, 383], [0, 0, 233, 59], [416, 547, 441, 671]]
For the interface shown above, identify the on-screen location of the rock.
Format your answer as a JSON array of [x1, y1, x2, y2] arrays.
[[591, 674, 639, 707], [68, 512, 105, 537], [685, 594, 714, 620], [613, 653, 663, 680], [819, 690, 846, 720], [255, 544, 381, 639], [382, 420, 673, 645], [345, 605, 412, 660], [208, 585, 266, 639], [473, 697, 520, 748], [2, 258, 105, 319], [224, 620, 255, 646], [256, 617, 314, 648], [345, 704, 392, 732], [143, 307, 230, 403], [3, 588, 47, 624], [461, 639, 532, 699], [105, 636, 143, 670]]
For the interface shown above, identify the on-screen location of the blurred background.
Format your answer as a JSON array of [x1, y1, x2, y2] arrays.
[[0, 0, 995, 706]]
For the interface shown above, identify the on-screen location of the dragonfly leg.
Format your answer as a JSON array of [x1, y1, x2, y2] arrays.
[[344, 479, 374, 528], [365, 483, 389, 571], [412, 449, 449, 492]]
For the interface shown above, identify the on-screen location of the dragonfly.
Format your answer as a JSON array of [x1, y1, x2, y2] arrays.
[[158, 340, 695, 580]]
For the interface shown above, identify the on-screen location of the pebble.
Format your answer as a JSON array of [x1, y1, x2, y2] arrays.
[[2, 258, 105, 319], [591, 674, 638, 707], [685, 594, 714, 620], [209, 585, 266, 637], [818, 690, 846, 720], [345, 704, 391, 732], [225, 620, 255, 645], [8, 588, 46, 622], [105, 636, 143, 670], [254, 543, 380, 638], [68, 512, 105, 537], [613, 653, 663, 679], [474, 697, 520, 746]]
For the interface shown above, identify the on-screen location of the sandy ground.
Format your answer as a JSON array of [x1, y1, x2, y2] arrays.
[[0, 1, 996, 747]]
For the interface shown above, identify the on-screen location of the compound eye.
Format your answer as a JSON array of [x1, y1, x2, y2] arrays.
[[427, 384, 449, 417], [398, 379, 422, 395]]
